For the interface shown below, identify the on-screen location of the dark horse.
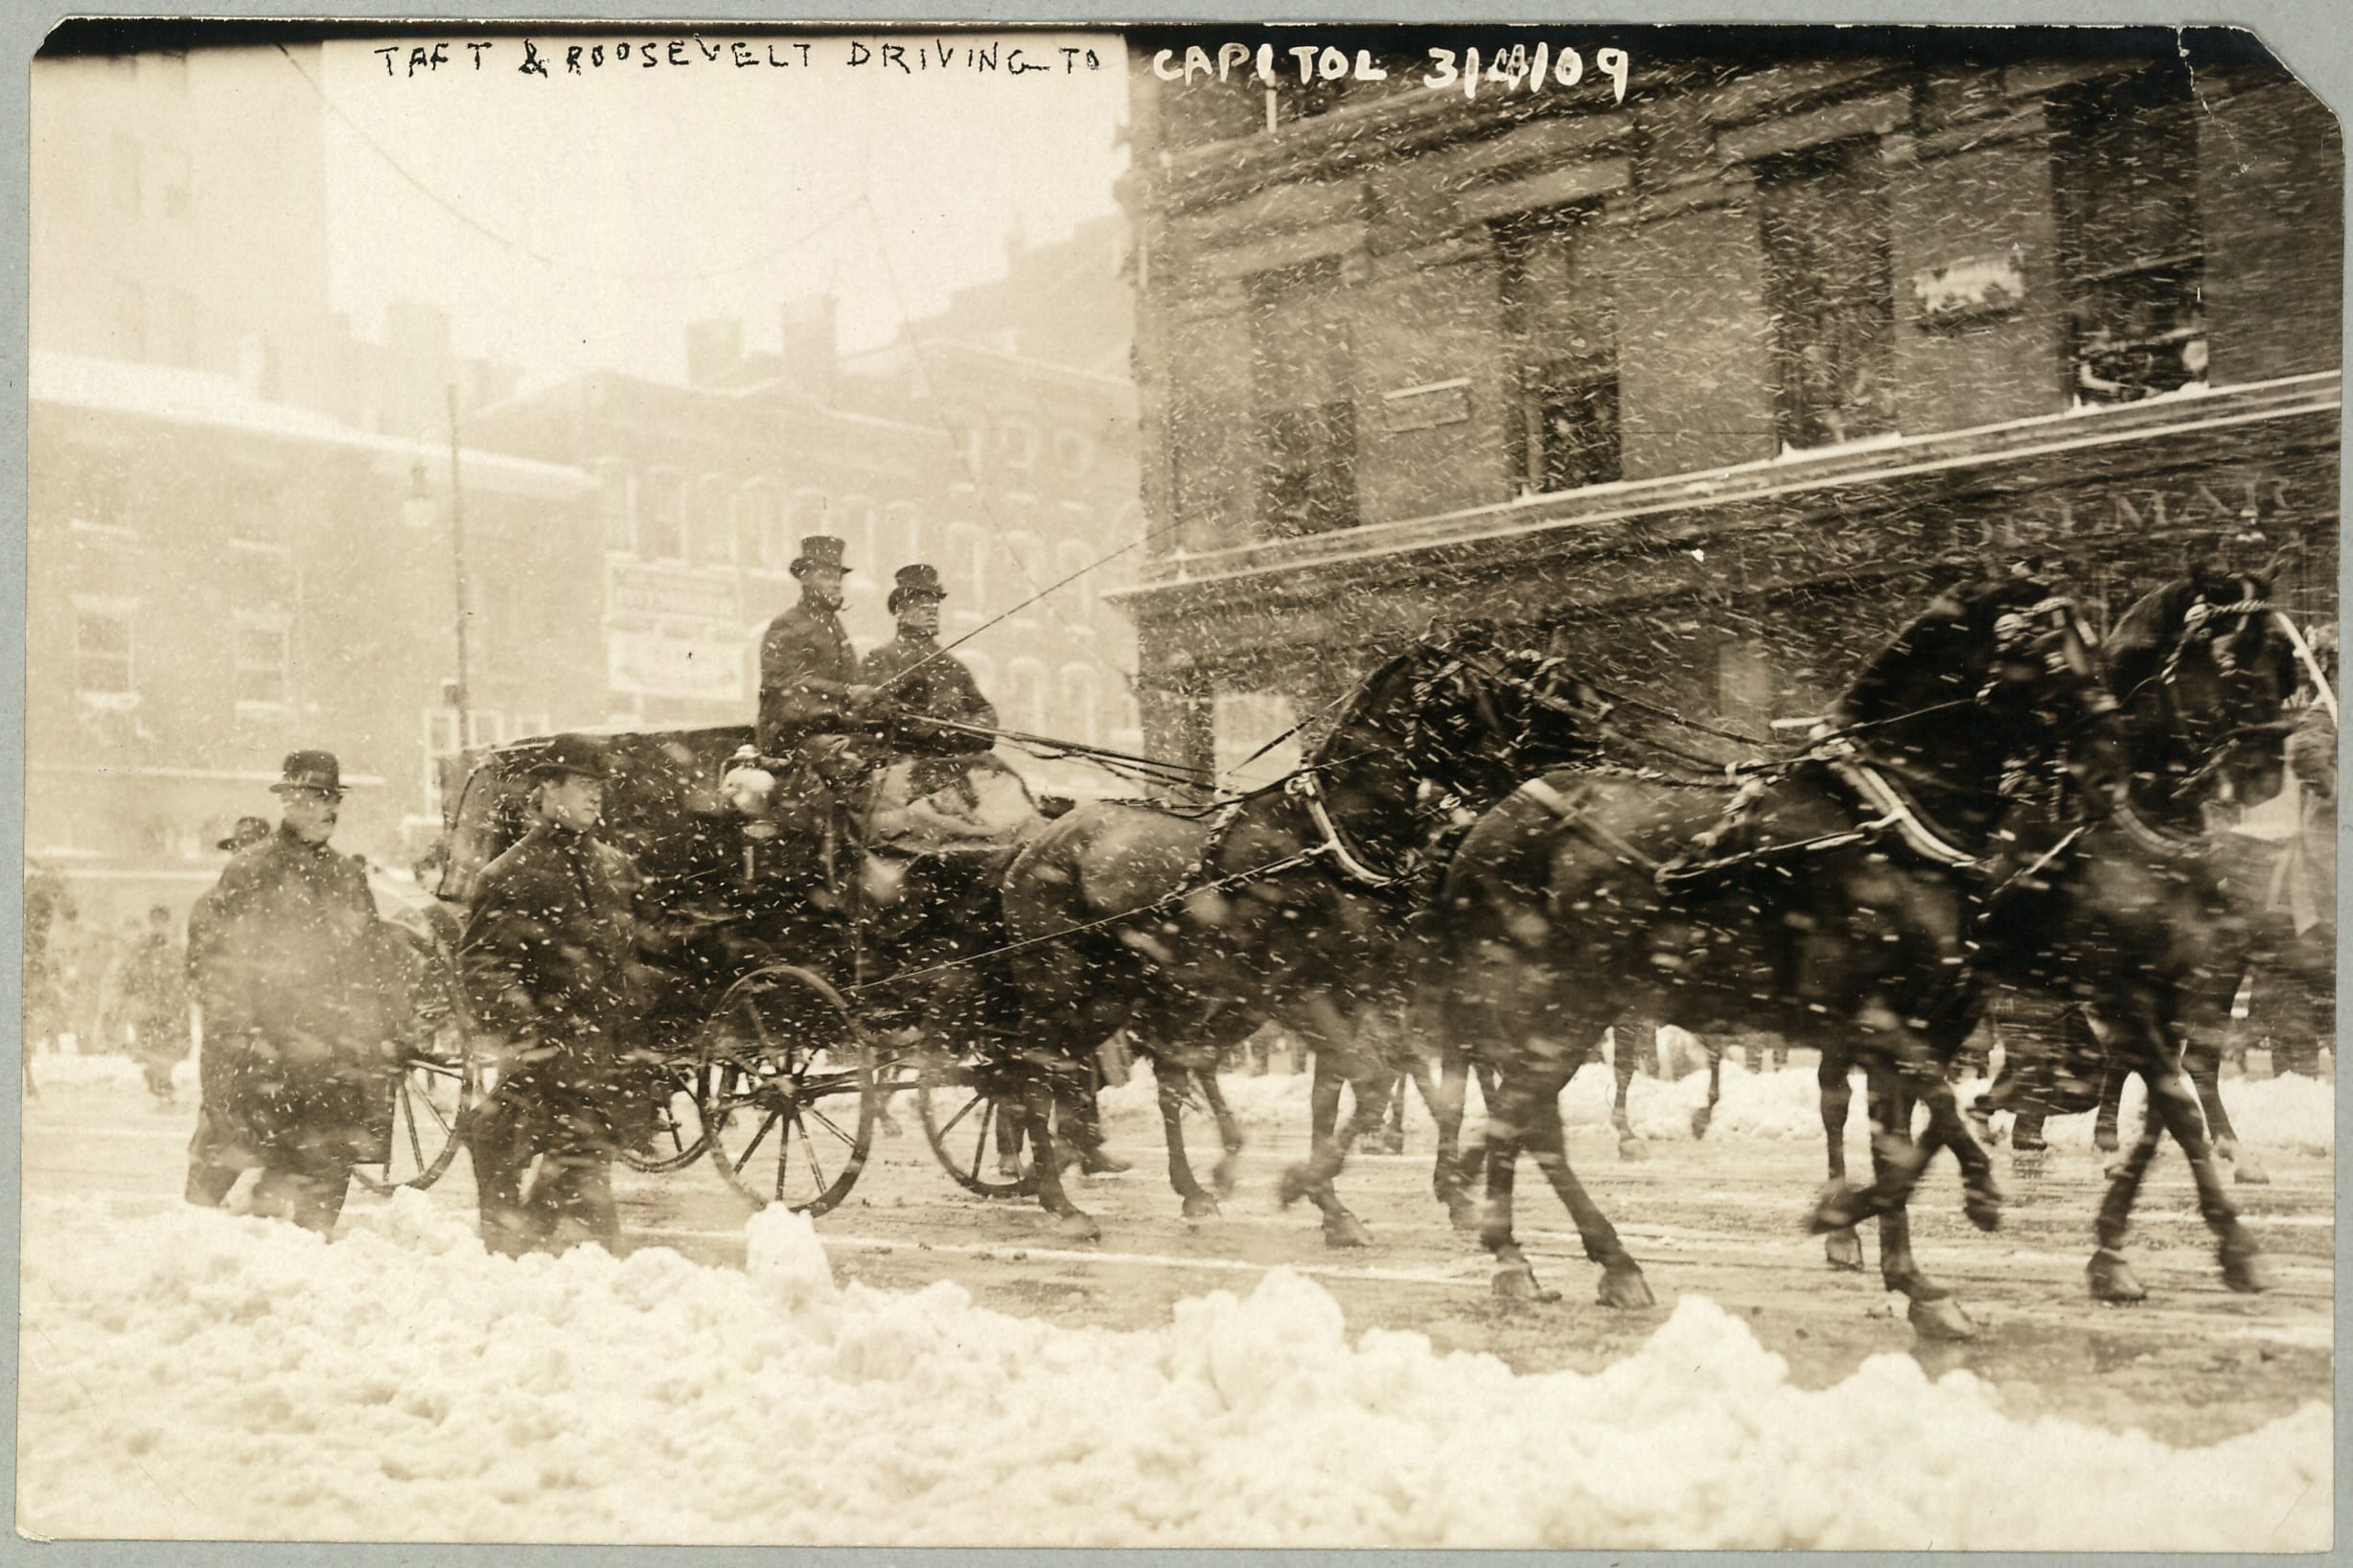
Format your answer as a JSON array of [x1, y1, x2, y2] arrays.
[[997, 630, 1603, 1241], [1972, 568, 2296, 1301], [1423, 574, 2126, 1337]]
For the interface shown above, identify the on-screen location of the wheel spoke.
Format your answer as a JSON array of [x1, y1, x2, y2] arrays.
[[401, 1078, 425, 1170], [802, 1100, 859, 1150], [793, 1108, 830, 1197], [934, 1087, 982, 1143], [967, 1095, 994, 1178], [414, 1082, 454, 1136], [733, 1109, 782, 1176]]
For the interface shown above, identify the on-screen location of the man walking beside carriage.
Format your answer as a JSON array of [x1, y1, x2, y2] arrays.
[[184, 751, 409, 1234], [458, 733, 653, 1256]]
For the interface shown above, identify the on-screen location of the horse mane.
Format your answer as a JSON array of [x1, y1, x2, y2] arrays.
[[2106, 568, 2281, 705], [1834, 577, 2041, 729], [1309, 642, 1434, 764]]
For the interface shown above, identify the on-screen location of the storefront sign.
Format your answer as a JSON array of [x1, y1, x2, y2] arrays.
[[607, 559, 741, 623], [1990, 466, 2320, 549], [607, 627, 746, 703], [1911, 251, 2025, 327]]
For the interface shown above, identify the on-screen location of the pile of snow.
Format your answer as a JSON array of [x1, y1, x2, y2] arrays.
[[1107, 1054, 2336, 1158], [20, 1195, 2330, 1549], [25, 1049, 196, 1095]]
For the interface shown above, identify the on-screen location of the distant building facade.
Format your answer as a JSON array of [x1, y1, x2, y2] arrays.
[[28, 44, 597, 922], [471, 218, 1144, 783], [1116, 33, 2341, 776]]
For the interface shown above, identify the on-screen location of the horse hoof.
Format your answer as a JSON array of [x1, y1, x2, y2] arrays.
[[2010, 1147, 2046, 1181], [2088, 1247, 2147, 1303], [1051, 1211, 1101, 1244], [1443, 1194, 1481, 1234], [1824, 1228, 1865, 1272], [2221, 1231, 2272, 1295], [1906, 1295, 1978, 1342], [1277, 1165, 1312, 1210], [2093, 1128, 2120, 1156], [2232, 1153, 2272, 1186], [1963, 1181, 2004, 1234], [1079, 1150, 1133, 1177], [1808, 1181, 1868, 1234], [1492, 1265, 1559, 1303], [1597, 1263, 1655, 1311], [1689, 1109, 1713, 1141], [1211, 1153, 1242, 1199], [1616, 1136, 1649, 1163], [1324, 1213, 1373, 1250], [1181, 1192, 1219, 1221]]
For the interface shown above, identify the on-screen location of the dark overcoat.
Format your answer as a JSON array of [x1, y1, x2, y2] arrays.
[[861, 634, 999, 753], [757, 599, 860, 753]]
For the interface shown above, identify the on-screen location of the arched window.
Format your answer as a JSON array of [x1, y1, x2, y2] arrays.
[[739, 481, 785, 573], [786, 490, 829, 570], [1001, 420, 1040, 471], [595, 461, 634, 554], [1054, 540, 1094, 617], [690, 474, 736, 567], [637, 470, 686, 561], [1057, 663, 1096, 745], [947, 521, 987, 629], [1006, 657, 1048, 734]]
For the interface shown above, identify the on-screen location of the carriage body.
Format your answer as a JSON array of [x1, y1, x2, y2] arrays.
[[428, 725, 1043, 1211]]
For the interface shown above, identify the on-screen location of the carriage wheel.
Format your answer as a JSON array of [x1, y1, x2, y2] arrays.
[[701, 965, 877, 1213], [615, 1058, 717, 1174], [352, 945, 478, 1195], [917, 1060, 1037, 1198]]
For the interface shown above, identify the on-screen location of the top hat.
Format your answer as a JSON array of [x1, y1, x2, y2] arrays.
[[888, 563, 947, 613], [523, 732, 609, 783], [216, 815, 273, 852], [269, 750, 344, 797], [790, 536, 850, 577]]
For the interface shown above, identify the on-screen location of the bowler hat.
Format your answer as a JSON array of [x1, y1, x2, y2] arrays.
[[790, 536, 850, 577], [888, 563, 947, 613], [523, 732, 609, 782], [216, 815, 273, 852], [270, 750, 344, 797]]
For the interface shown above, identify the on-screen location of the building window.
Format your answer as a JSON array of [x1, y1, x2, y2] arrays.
[[785, 490, 829, 569], [739, 481, 785, 572], [1757, 137, 1897, 450], [1057, 663, 1097, 744], [637, 470, 686, 561], [66, 458, 132, 534], [1498, 204, 1621, 493], [2052, 65, 2206, 404], [233, 620, 289, 708], [163, 289, 197, 368], [228, 539, 293, 609], [110, 277, 146, 359], [595, 461, 634, 553], [1007, 657, 1048, 733], [948, 521, 988, 621], [1249, 259, 1357, 536], [1001, 422, 1040, 471], [1051, 429, 1095, 473], [883, 501, 921, 571], [1054, 540, 1095, 616], [110, 133, 140, 216], [74, 603, 134, 700], [689, 474, 736, 567]]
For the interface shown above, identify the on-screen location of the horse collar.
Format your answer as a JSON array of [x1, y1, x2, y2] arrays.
[[1285, 770, 1409, 891], [2112, 796, 2206, 860], [1822, 745, 1984, 869]]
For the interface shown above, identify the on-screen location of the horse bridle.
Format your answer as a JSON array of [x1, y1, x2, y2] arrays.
[[2150, 589, 2292, 804]]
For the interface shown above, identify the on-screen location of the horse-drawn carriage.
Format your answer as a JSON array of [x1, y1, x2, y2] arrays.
[[379, 724, 1059, 1213]]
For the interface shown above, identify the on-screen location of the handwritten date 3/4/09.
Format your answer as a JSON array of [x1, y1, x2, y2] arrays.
[[1149, 42, 1631, 104]]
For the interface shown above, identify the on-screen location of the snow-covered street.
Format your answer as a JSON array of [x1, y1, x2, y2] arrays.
[[20, 1056, 2335, 1548]]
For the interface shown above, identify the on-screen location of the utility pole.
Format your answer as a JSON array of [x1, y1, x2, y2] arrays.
[[446, 382, 473, 751]]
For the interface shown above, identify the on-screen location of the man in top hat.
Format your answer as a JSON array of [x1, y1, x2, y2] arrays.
[[861, 563, 999, 756], [458, 734, 651, 1254], [756, 535, 884, 756], [185, 750, 404, 1232]]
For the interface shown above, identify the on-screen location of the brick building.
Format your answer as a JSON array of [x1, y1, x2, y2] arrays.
[[28, 40, 599, 924], [1114, 31, 2341, 778], [471, 218, 1144, 784]]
